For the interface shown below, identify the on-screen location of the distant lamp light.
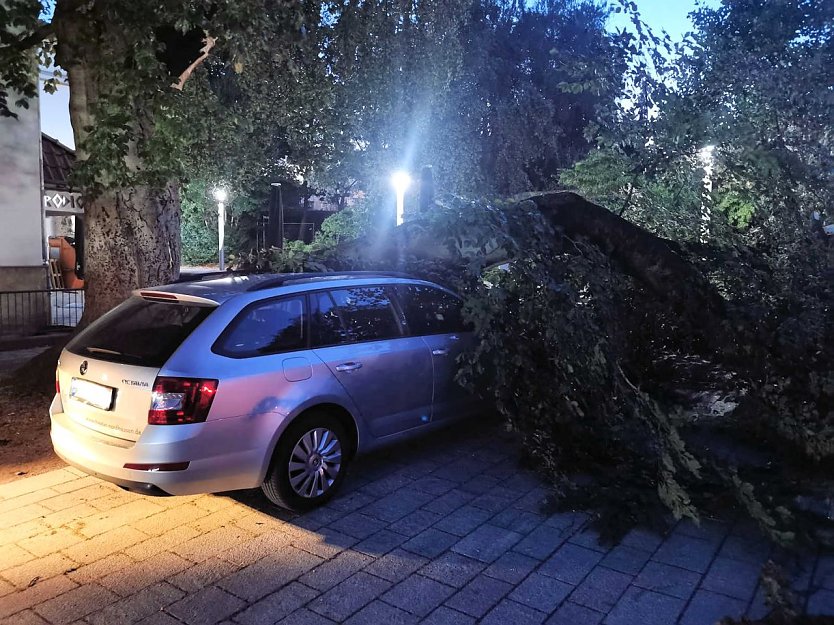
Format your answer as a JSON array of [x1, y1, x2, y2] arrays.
[[698, 145, 715, 165], [391, 171, 411, 226], [391, 171, 411, 194], [213, 187, 228, 203]]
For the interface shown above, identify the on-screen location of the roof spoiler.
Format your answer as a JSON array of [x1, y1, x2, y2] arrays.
[[134, 290, 219, 307]]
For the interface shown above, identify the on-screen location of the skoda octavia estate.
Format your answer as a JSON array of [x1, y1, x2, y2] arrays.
[[50, 272, 477, 511]]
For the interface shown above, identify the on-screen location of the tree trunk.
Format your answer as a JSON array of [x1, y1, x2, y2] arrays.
[[527, 192, 726, 324], [335, 191, 726, 328], [82, 186, 181, 321], [55, 1, 181, 324]]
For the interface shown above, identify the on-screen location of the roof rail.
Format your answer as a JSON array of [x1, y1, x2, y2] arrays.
[[172, 270, 257, 284], [246, 271, 415, 292]]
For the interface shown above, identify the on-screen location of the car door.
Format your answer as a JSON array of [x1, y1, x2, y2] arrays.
[[393, 284, 475, 422], [310, 286, 434, 438]]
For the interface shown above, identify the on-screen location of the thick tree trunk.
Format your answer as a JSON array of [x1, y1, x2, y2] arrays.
[[82, 186, 181, 321], [54, 1, 181, 324], [527, 192, 726, 324], [335, 191, 725, 328]]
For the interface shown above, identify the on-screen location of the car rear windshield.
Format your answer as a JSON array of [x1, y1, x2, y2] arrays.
[[66, 297, 214, 367]]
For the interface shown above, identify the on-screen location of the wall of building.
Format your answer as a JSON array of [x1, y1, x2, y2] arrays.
[[0, 89, 46, 290], [0, 267, 46, 291]]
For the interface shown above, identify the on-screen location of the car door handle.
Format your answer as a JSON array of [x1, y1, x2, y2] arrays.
[[335, 362, 363, 372], [432, 348, 449, 356]]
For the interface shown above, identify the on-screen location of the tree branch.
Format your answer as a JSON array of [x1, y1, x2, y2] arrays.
[[1, 0, 91, 52], [618, 173, 638, 216], [170, 34, 216, 91], [0, 21, 55, 51]]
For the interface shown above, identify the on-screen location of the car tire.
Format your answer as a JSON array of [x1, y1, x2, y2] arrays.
[[261, 410, 350, 512]]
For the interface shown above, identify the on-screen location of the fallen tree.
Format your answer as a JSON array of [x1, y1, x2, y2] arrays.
[[330, 191, 725, 319], [256, 191, 833, 545]]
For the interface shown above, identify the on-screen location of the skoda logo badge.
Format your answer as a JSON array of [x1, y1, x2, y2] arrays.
[[79, 361, 88, 375]]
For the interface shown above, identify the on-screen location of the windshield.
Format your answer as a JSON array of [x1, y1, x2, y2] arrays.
[[66, 297, 214, 367]]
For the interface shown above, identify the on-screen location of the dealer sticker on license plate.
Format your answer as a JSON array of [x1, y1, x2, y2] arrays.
[[69, 378, 115, 411]]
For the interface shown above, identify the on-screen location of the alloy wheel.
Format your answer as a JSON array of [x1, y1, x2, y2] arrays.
[[287, 427, 342, 498]]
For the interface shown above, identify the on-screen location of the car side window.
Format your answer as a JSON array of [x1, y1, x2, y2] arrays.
[[394, 285, 468, 335], [311, 286, 403, 346], [310, 291, 350, 346], [215, 296, 306, 357]]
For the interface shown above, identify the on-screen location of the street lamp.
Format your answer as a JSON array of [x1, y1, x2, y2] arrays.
[[213, 187, 228, 271], [269, 182, 284, 249], [698, 146, 715, 244], [391, 171, 411, 226]]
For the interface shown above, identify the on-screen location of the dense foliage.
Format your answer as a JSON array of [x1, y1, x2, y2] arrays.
[[264, 193, 821, 544], [562, 0, 834, 491], [314, 0, 618, 200]]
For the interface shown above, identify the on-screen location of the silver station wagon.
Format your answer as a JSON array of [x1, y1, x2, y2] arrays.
[[50, 272, 478, 510]]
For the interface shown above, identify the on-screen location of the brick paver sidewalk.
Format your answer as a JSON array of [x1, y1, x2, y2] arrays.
[[0, 422, 831, 624]]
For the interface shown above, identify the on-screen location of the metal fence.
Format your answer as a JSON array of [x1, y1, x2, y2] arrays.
[[0, 289, 85, 338]]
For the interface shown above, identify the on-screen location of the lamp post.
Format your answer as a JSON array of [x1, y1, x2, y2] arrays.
[[269, 182, 284, 249], [391, 171, 411, 226], [698, 146, 715, 244], [213, 187, 228, 271]]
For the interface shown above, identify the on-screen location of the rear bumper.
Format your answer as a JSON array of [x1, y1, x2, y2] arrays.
[[55, 452, 172, 496], [49, 394, 284, 496]]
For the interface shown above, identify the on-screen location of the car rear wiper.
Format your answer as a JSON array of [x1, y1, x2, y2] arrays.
[[85, 347, 121, 356], [85, 347, 143, 361]]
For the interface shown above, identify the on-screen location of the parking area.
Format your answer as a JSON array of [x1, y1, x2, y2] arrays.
[[0, 421, 830, 625]]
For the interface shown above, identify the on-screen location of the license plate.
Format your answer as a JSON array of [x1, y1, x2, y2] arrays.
[[69, 378, 115, 411]]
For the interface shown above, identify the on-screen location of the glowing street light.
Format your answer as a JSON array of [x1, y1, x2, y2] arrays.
[[698, 145, 715, 167], [391, 171, 411, 226], [213, 187, 228, 271]]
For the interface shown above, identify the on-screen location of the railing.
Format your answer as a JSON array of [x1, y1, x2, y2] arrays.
[[0, 289, 85, 338]]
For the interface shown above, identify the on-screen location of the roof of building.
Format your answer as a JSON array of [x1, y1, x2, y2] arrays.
[[42, 133, 75, 191]]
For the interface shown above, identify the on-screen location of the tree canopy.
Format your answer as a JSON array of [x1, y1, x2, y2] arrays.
[[310, 0, 618, 199], [179, 0, 622, 258]]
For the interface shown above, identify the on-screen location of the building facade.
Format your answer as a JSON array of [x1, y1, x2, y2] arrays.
[[0, 89, 47, 291]]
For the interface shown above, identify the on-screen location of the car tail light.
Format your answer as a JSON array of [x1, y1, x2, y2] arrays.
[[55, 369, 60, 395], [148, 377, 218, 425]]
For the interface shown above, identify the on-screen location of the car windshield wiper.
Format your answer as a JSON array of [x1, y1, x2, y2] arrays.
[[85, 347, 143, 361]]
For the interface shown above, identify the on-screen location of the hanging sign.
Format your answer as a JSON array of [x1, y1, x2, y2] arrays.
[[43, 190, 84, 214]]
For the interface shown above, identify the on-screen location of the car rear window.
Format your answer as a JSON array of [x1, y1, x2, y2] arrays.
[[66, 297, 214, 367]]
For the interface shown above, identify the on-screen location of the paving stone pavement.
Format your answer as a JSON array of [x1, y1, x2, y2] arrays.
[[0, 420, 829, 625]]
